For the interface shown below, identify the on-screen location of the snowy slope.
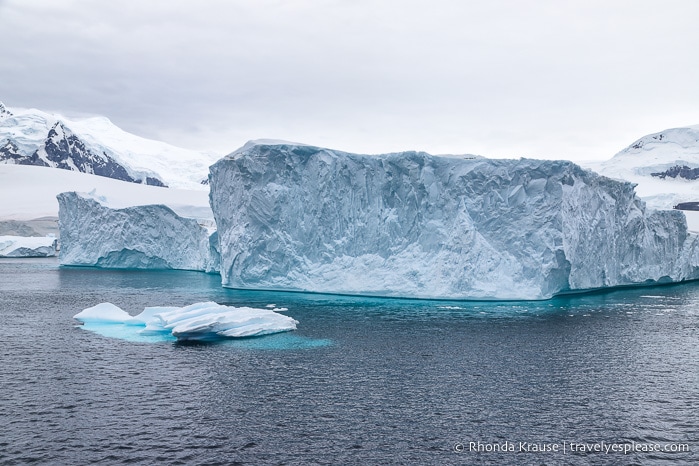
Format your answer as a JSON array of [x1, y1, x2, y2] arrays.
[[582, 125, 699, 232], [0, 103, 220, 190], [0, 164, 211, 221], [584, 125, 699, 209], [0, 235, 57, 257]]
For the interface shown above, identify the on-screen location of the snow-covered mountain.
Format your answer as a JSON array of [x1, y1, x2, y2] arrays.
[[0, 102, 220, 190], [584, 125, 699, 210]]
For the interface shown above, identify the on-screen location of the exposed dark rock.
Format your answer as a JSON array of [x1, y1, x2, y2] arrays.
[[651, 165, 699, 181], [0, 102, 12, 118], [0, 121, 167, 187], [0, 141, 43, 165], [674, 202, 699, 211], [146, 176, 167, 187]]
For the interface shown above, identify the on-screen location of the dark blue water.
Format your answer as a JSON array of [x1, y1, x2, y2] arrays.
[[1, 258, 697, 465]]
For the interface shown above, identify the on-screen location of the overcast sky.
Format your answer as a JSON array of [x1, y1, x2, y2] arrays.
[[1, 0, 698, 161]]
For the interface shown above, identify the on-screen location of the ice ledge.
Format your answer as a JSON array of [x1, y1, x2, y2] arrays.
[[57, 191, 219, 273]]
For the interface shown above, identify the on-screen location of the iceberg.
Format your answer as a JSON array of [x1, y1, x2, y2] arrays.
[[57, 191, 220, 273], [73, 301, 298, 341], [209, 142, 699, 300], [0, 234, 57, 257]]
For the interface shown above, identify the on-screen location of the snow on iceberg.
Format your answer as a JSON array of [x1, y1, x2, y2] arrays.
[[74, 302, 133, 323], [0, 235, 57, 257], [73, 301, 298, 342], [209, 142, 699, 300], [57, 191, 219, 273]]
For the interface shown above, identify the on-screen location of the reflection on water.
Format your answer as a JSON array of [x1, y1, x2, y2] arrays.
[[79, 320, 332, 349]]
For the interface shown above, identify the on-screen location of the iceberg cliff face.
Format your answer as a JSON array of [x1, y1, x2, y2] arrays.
[[209, 143, 699, 300], [57, 192, 219, 273]]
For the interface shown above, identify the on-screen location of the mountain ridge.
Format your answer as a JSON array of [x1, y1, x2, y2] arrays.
[[0, 102, 220, 190]]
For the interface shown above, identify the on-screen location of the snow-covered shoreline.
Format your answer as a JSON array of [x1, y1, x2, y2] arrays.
[[0, 235, 57, 257]]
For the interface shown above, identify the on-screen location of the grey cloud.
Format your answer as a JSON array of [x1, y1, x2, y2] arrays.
[[1, 0, 698, 159]]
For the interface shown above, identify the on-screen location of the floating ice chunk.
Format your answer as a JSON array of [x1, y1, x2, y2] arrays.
[[167, 306, 298, 340], [74, 301, 298, 342], [73, 302, 132, 324]]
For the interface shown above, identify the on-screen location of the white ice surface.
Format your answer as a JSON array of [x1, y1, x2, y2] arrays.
[[210, 142, 699, 300], [73, 303, 133, 324], [582, 124, 699, 231], [74, 302, 298, 341], [0, 164, 211, 221], [0, 235, 56, 257]]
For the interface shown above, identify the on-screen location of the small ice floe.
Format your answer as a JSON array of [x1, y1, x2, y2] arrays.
[[74, 301, 298, 342], [264, 303, 288, 311]]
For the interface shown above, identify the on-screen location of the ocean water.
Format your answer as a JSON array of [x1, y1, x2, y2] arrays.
[[0, 258, 697, 465]]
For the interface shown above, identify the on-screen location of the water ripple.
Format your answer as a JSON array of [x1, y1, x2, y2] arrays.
[[0, 259, 697, 464]]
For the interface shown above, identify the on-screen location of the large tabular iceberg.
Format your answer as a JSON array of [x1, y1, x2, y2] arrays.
[[57, 191, 219, 272], [74, 301, 297, 341], [0, 235, 57, 257], [209, 142, 699, 300]]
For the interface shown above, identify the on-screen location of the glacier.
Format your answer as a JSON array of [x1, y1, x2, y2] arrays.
[[0, 102, 220, 189], [582, 124, 699, 231], [74, 301, 298, 342], [0, 235, 57, 257], [57, 191, 219, 273], [209, 142, 699, 300], [583, 125, 699, 209]]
